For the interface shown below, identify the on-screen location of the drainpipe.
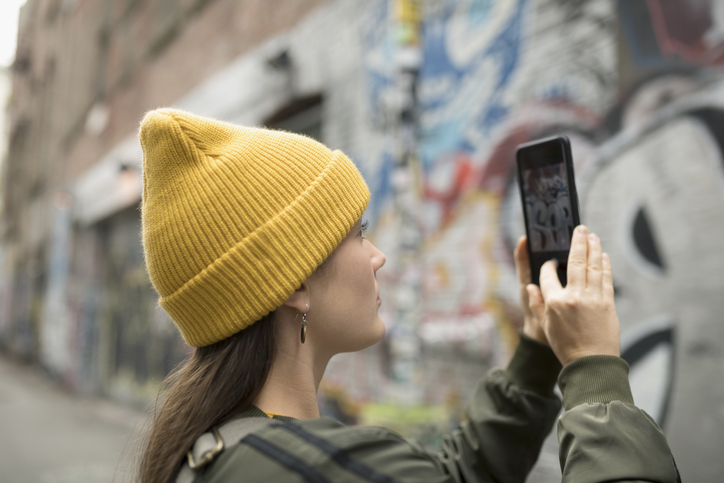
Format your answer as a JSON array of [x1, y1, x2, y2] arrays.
[[388, 0, 423, 402]]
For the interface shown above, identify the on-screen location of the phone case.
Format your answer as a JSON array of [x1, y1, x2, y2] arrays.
[[515, 135, 581, 286]]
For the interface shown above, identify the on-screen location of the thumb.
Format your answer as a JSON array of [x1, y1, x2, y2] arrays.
[[527, 284, 545, 323], [539, 259, 563, 300]]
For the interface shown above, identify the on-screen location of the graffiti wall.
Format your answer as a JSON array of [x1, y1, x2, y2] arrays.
[[38, 204, 191, 400], [92, 208, 192, 402], [4, 0, 722, 479], [320, 0, 724, 480]]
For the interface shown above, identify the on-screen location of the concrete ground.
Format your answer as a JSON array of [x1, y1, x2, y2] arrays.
[[0, 356, 147, 483]]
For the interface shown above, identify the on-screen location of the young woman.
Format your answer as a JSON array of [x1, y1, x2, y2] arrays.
[[137, 109, 679, 483]]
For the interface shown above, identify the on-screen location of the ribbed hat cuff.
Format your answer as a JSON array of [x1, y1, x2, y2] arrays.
[[160, 151, 370, 346]]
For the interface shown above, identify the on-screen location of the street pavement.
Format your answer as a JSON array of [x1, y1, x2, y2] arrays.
[[0, 356, 147, 483]]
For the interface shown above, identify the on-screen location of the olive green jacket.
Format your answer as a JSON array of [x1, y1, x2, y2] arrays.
[[186, 336, 680, 482]]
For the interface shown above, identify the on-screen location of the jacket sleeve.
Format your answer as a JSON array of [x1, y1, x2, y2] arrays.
[[556, 356, 681, 483], [428, 333, 563, 482], [201, 340, 680, 483], [198, 334, 562, 483]]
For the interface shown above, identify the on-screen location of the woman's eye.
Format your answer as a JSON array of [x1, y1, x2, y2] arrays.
[[359, 220, 369, 237]]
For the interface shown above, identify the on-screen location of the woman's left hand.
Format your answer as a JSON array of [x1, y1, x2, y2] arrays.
[[514, 236, 549, 346]]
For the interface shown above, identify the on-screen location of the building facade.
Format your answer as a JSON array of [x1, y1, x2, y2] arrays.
[[2, 0, 724, 480]]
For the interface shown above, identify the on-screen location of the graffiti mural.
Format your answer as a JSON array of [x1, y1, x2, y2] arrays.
[[583, 100, 724, 480], [31, 204, 192, 399], [3, 0, 722, 479], [521, 163, 575, 252], [94, 208, 192, 402], [320, 0, 724, 478]]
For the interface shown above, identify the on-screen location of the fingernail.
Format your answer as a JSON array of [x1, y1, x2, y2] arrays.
[[602, 253, 610, 263], [588, 233, 597, 242], [578, 225, 588, 235]]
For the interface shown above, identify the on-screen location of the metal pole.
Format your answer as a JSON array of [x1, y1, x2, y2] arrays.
[[389, 0, 423, 401]]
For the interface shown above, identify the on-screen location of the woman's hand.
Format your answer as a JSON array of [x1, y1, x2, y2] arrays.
[[514, 236, 548, 346], [526, 226, 621, 366]]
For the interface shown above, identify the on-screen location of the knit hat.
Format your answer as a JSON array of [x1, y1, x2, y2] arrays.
[[139, 108, 370, 347]]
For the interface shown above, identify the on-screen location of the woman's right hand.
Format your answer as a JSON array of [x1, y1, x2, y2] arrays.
[[526, 225, 621, 366]]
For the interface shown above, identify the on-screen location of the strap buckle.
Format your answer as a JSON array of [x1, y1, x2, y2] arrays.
[[187, 426, 224, 470]]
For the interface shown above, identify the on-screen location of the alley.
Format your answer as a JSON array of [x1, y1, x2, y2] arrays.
[[0, 356, 146, 482]]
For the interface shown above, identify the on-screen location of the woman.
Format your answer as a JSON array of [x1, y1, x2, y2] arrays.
[[137, 109, 679, 482]]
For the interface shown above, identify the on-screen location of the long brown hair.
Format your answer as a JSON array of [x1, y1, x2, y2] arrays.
[[138, 313, 276, 483]]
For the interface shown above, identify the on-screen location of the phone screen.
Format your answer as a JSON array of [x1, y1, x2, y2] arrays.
[[516, 136, 579, 285], [521, 163, 574, 253]]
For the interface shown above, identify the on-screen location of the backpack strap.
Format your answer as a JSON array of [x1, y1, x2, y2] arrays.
[[176, 416, 274, 483]]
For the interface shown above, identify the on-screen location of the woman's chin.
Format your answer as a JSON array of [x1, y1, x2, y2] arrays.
[[343, 319, 386, 353], [369, 316, 386, 343]]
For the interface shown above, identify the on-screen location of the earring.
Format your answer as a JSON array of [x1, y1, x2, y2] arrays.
[[301, 303, 309, 344]]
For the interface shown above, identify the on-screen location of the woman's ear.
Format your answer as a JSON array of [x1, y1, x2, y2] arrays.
[[281, 281, 311, 314]]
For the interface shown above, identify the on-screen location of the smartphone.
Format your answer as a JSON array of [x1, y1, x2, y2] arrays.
[[515, 135, 581, 286]]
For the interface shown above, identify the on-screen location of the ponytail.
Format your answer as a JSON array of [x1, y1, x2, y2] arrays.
[[138, 313, 276, 483]]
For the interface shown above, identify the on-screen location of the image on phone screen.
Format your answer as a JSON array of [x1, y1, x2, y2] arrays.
[[521, 164, 574, 253]]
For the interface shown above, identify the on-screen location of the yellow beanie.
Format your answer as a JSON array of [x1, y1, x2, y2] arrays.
[[139, 108, 370, 347]]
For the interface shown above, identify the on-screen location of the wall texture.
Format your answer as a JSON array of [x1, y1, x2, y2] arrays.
[[1, 0, 723, 480], [359, 1, 724, 479], [1, 0, 336, 400]]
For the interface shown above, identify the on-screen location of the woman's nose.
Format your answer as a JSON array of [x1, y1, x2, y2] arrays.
[[370, 243, 386, 272]]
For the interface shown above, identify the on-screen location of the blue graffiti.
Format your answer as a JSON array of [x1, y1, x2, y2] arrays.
[[362, 0, 526, 212], [469, 0, 494, 27], [419, 7, 467, 110], [475, 0, 525, 133], [420, 119, 472, 170], [363, 0, 396, 116], [420, 0, 526, 165], [370, 152, 395, 223]]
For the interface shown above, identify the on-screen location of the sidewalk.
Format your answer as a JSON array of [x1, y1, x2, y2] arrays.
[[0, 355, 147, 483]]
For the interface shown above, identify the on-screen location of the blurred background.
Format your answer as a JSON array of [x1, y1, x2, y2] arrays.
[[1, 0, 723, 481]]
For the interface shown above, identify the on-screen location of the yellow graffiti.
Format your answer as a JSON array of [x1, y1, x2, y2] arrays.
[[395, 0, 421, 46]]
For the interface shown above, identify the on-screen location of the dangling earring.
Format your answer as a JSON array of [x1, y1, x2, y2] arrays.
[[301, 303, 309, 344]]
